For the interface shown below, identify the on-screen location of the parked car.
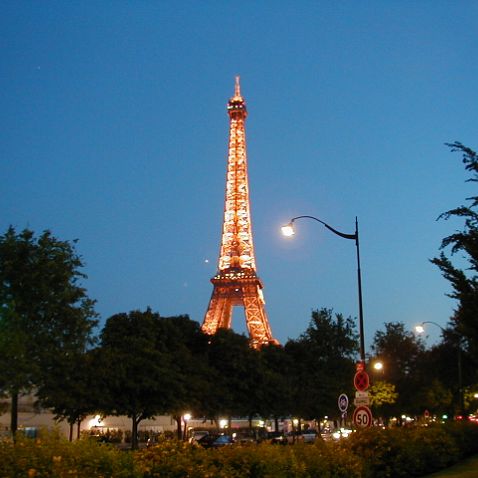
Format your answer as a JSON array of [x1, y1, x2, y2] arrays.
[[266, 431, 288, 445], [197, 433, 234, 448], [234, 431, 257, 444], [189, 430, 209, 444], [301, 429, 318, 443], [284, 431, 303, 444]]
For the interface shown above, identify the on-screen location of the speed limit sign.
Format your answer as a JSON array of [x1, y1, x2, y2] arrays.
[[353, 405, 373, 428]]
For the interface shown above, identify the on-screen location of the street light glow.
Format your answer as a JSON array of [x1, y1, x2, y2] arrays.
[[415, 325, 425, 334], [373, 361, 383, 371], [281, 223, 295, 237], [219, 419, 228, 429]]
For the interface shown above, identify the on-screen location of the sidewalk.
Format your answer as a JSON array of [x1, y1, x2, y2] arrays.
[[423, 455, 478, 477]]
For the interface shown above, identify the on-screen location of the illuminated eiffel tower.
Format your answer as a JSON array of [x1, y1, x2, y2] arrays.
[[202, 77, 278, 348]]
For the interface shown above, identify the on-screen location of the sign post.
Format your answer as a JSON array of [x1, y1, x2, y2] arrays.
[[353, 366, 372, 428]]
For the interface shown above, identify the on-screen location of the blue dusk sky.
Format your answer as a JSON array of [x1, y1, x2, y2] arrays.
[[2, 1, 477, 350]]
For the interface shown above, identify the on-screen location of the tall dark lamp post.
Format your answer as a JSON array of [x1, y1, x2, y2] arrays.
[[415, 321, 464, 415], [281, 216, 366, 364]]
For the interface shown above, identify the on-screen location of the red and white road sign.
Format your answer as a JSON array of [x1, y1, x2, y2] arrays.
[[353, 371, 370, 391], [353, 405, 373, 428]]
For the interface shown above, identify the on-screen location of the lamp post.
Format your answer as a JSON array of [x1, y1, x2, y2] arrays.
[[182, 413, 191, 441], [415, 321, 464, 416], [281, 216, 365, 364]]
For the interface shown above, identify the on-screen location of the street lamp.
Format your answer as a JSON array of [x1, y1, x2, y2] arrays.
[[281, 215, 365, 364], [415, 321, 464, 415], [373, 361, 384, 372], [183, 413, 191, 441]]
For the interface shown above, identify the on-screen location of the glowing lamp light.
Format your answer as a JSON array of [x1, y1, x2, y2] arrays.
[[373, 361, 383, 371], [88, 415, 103, 429], [219, 419, 228, 429], [281, 223, 295, 237], [415, 325, 425, 334], [183, 413, 191, 422]]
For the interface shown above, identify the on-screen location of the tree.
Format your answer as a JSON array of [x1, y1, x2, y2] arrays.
[[371, 322, 425, 415], [415, 336, 466, 416], [157, 315, 211, 440], [0, 227, 97, 436], [285, 308, 358, 422], [431, 142, 478, 363], [37, 350, 99, 441], [368, 381, 398, 420], [257, 343, 292, 429], [416, 379, 453, 416], [97, 309, 187, 449], [203, 328, 258, 422]]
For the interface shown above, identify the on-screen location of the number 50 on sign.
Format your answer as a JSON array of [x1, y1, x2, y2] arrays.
[[352, 405, 372, 428]]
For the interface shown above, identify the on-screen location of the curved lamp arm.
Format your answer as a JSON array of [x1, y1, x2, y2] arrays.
[[282, 215, 365, 363], [283, 215, 357, 243], [419, 320, 445, 332]]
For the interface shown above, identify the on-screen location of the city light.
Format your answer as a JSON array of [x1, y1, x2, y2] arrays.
[[88, 415, 103, 429], [415, 325, 425, 334], [373, 361, 384, 371], [281, 223, 295, 237], [219, 419, 228, 429]]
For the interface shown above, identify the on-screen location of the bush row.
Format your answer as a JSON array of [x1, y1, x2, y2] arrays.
[[345, 422, 478, 477], [1, 423, 477, 478]]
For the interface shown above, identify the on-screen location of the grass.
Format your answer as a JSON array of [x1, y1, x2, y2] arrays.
[[423, 454, 478, 477]]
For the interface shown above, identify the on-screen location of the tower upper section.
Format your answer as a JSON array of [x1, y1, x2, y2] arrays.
[[218, 77, 256, 272], [227, 76, 248, 118]]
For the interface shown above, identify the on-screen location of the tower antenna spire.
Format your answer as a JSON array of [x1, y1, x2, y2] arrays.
[[234, 75, 241, 98]]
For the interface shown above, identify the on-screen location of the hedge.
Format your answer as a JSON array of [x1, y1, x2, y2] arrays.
[[1, 423, 477, 477]]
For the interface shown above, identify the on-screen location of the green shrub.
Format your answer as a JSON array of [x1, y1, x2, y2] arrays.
[[1, 423, 477, 477], [0, 431, 138, 478], [346, 427, 406, 478], [134, 439, 362, 478], [345, 425, 464, 478], [442, 421, 478, 456]]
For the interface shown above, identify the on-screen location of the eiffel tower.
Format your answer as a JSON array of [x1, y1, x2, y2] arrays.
[[202, 77, 278, 348]]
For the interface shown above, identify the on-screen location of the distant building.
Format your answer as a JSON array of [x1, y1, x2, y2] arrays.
[[0, 393, 176, 440]]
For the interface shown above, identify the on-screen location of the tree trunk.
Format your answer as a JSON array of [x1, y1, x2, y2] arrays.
[[69, 422, 74, 442], [173, 415, 182, 440], [131, 416, 140, 450], [77, 417, 81, 440], [11, 391, 18, 440], [274, 416, 279, 432]]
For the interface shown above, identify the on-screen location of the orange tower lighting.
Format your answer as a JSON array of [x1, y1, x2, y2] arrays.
[[202, 77, 278, 348]]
